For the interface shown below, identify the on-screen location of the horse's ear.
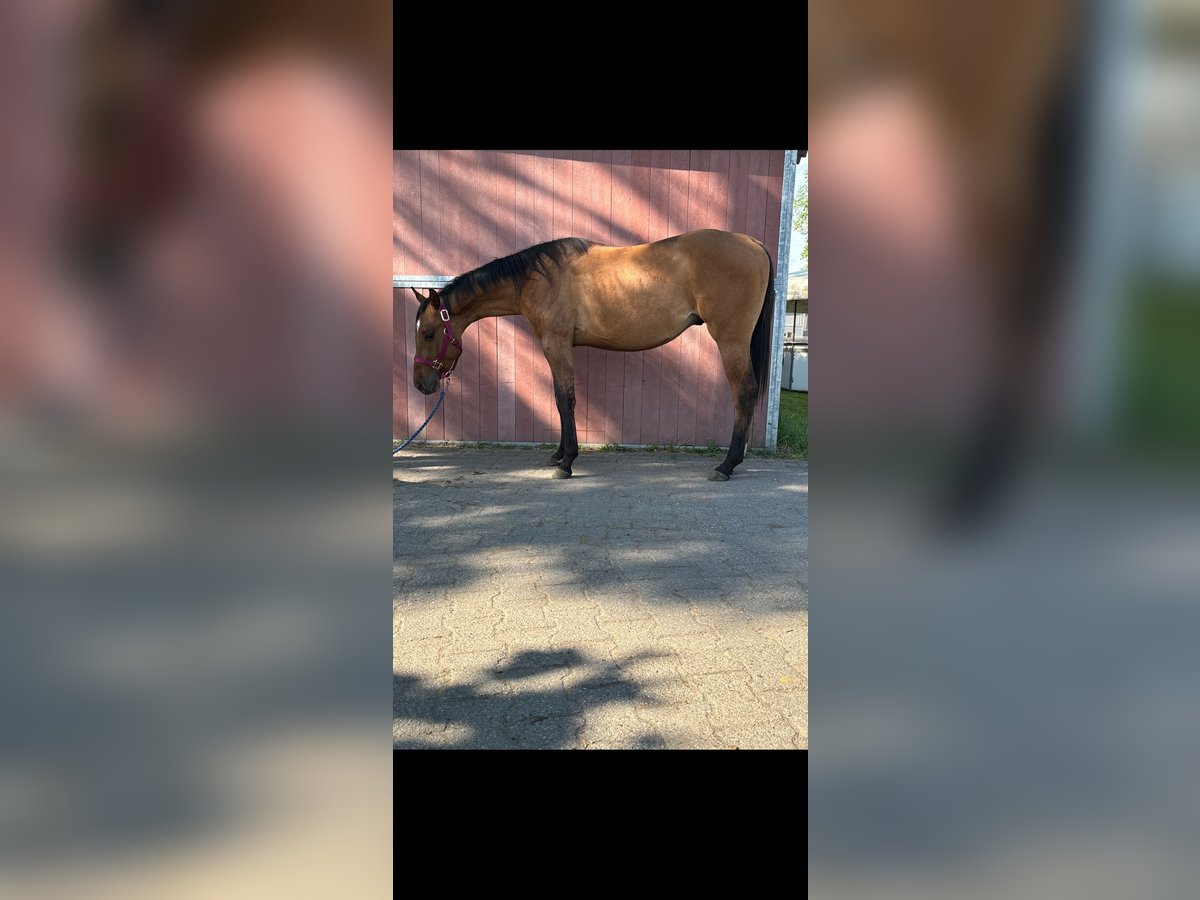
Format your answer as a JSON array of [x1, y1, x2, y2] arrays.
[[410, 287, 427, 300]]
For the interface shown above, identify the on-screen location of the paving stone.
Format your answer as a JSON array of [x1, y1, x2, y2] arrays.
[[648, 608, 715, 638], [710, 720, 801, 750], [636, 702, 721, 747], [393, 615, 446, 642], [577, 708, 653, 749], [755, 686, 809, 739], [509, 714, 585, 749]]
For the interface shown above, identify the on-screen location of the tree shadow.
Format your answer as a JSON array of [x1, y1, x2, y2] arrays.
[[392, 446, 809, 606], [393, 648, 672, 749]]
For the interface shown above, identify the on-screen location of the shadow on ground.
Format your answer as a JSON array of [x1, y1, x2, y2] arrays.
[[393, 446, 809, 608], [393, 648, 670, 749]]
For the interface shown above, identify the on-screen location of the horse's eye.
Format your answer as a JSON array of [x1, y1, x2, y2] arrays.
[[423, 331, 436, 340]]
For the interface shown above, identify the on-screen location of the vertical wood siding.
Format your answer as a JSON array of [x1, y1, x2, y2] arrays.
[[394, 150, 784, 446]]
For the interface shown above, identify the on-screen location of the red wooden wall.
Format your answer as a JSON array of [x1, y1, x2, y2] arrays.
[[393, 150, 784, 447]]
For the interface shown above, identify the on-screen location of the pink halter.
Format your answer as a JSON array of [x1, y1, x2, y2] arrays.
[[413, 299, 462, 380]]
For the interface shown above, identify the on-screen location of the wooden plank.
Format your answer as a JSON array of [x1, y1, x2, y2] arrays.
[[610, 149, 634, 246], [668, 148, 691, 235], [416, 151, 445, 440], [587, 150, 612, 444], [403, 286, 425, 442], [648, 149, 673, 242], [764, 149, 785, 262], [496, 315, 516, 441], [475, 150, 500, 441], [639, 150, 672, 444], [394, 289, 407, 436], [712, 149, 748, 443], [611, 150, 635, 471], [418, 149, 439, 272], [681, 323, 702, 445], [621, 150, 651, 445], [572, 345, 589, 444], [494, 151, 518, 441], [629, 149, 653, 244], [694, 150, 731, 445], [495, 313, 515, 435], [455, 150, 482, 442], [393, 151, 418, 438], [435, 151, 463, 441], [393, 153, 426, 440], [511, 151, 539, 442], [479, 147, 502, 444], [688, 148, 712, 229], [392, 151, 420, 275], [705, 150, 724, 232], [694, 149, 722, 445], [621, 345, 644, 445], [729, 149, 751, 237], [746, 150, 771, 245], [526, 151, 555, 444], [605, 349, 625, 447], [708, 149, 737, 443], [391, 153, 411, 437], [537, 150, 573, 444], [658, 148, 691, 444], [675, 151, 710, 445]]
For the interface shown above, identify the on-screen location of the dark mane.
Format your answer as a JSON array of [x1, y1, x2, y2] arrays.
[[417, 238, 596, 319]]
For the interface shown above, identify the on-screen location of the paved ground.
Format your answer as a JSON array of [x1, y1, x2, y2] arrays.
[[393, 445, 808, 749]]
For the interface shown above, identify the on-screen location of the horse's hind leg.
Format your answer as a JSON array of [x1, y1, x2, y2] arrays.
[[711, 344, 759, 482]]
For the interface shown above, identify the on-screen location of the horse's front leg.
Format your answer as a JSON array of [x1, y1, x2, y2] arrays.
[[544, 344, 578, 479]]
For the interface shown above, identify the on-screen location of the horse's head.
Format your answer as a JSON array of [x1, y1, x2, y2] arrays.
[[412, 287, 463, 394]]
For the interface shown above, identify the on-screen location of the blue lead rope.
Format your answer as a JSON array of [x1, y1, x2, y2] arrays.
[[392, 386, 446, 455]]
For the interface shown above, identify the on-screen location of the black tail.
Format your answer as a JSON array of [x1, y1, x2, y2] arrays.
[[749, 249, 775, 402]]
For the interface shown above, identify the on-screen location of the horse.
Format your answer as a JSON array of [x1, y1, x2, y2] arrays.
[[410, 229, 774, 481]]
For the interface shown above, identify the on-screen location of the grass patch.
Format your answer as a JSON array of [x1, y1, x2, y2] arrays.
[[1119, 276, 1200, 462], [767, 389, 807, 459]]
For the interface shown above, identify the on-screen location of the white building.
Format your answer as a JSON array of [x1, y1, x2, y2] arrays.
[[783, 267, 808, 391]]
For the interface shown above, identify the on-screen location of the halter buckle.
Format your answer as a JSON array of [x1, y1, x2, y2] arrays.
[[439, 308, 450, 322]]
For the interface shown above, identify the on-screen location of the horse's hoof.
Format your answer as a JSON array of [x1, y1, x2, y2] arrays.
[[552, 468, 572, 479], [708, 470, 730, 482], [546, 456, 564, 466]]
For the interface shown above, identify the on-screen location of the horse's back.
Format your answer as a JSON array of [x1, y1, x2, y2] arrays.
[[577, 230, 769, 293], [564, 230, 771, 350]]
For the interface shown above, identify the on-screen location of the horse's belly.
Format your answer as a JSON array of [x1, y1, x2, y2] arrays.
[[575, 310, 702, 352]]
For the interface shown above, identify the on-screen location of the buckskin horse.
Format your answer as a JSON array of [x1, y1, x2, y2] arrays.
[[411, 229, 774, 481]]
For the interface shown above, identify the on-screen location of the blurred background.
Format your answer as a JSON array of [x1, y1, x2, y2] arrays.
[[0, 0, 391, 896], [6, 0, 1200, 890], [810, 0, 1200, 897]]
